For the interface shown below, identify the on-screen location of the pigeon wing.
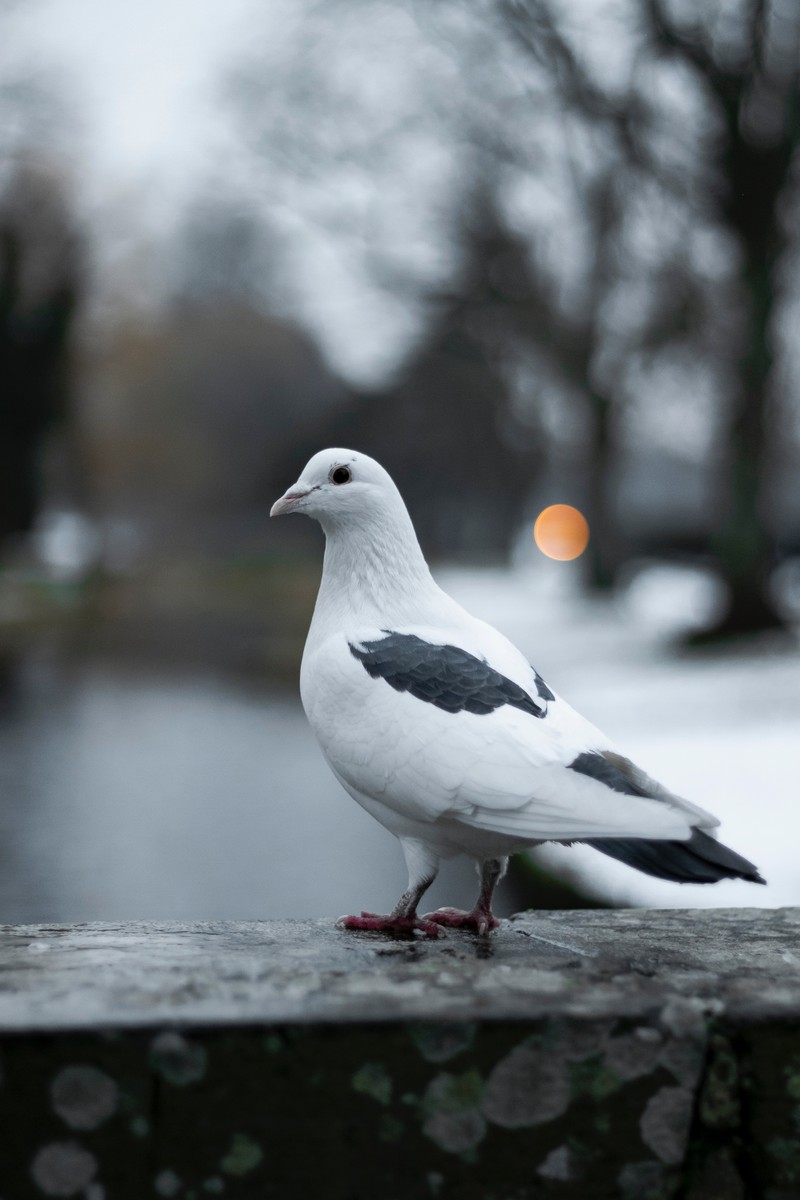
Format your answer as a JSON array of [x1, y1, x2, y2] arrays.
[[306, 629, 702, 842]]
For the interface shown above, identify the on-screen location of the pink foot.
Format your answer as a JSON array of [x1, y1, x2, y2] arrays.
[[423, 907, 501, 936], [336, 912, 443, 939]]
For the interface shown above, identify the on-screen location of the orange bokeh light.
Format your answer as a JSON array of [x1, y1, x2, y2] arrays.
[[533, 504, 590, 561]]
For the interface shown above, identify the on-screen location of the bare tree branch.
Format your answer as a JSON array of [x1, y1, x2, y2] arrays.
[[643, 0, 716, 76]]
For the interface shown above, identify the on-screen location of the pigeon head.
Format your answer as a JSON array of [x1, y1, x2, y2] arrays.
[[271, 448, 407, 532]]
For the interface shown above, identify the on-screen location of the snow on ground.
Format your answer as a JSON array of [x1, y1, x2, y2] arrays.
[[438, 560, 800, 910]]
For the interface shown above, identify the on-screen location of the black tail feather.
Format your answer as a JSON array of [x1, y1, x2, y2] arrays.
[[587, 828, 766, 886]]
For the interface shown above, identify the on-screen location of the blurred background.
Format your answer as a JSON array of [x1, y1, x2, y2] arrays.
[[0, 0, 797, 923]]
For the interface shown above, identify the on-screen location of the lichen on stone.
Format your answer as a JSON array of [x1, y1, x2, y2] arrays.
[[50, 1065, 118, 1131], [640, 1085, 694, 1165], [537, 1144, 571, 1181], [220, 1132, 263, 1177], [31, 1141, 98, 1197], [618, 1159, 675, 1200], [570, 1054, 623, 1102], [659, 1037, 705, 1090], [426, 1171, 445, 1196], [768, 1135, 800, 1187], [699, 1034, 740, 1131], [421, 1070, 486, 1154], [154, 1170, 182, 1198], [561, 1020, 612, 1063], [408, 1022, 476, 1064], [483, 1042, 570, 1128], [604, 1029, 663, 1082], [149, 1032, 207, 1087]]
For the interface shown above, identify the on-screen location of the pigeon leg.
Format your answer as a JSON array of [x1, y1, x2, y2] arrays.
[[424, 857, 507, 935], [337, 839, 442, 938]]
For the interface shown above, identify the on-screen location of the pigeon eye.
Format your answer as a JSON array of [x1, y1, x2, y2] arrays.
[[330, 466, 352, 485]]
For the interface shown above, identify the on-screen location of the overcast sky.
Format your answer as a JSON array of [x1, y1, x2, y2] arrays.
[[3, 0, 425, 381], [7, 0, 254, 198]]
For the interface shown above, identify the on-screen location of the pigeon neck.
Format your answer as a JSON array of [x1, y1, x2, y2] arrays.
[[311, 509, 441, 633]]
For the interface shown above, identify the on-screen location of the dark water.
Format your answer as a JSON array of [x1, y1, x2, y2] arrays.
[[0, 654, 485, 923]]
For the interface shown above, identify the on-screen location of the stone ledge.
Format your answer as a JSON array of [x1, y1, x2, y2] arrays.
[[0, 907, 798, 1032], [2, 910, 800, 1199]]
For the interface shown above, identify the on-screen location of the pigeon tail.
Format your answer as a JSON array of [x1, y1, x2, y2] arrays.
[[587, 828, 766, 885]]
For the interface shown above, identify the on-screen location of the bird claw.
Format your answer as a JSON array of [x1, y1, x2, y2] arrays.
[[335, 913, 444, 939], [422, 907, 501, 936]]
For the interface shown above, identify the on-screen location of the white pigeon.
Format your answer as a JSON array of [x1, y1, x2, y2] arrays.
[[271, 448, 765, 936]]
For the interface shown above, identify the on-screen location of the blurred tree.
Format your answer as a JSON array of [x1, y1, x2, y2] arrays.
[[86, 301, 349, 553], [231, 0, 798, 630], [643, 0, 795, 638], [171, 194, 282, 307], [494, 1, 777, 615], [463, 0, 796, 628], [492, 3, 630, 589], [0, 161, 82, 547], [322, 190, 541, 557], [229, 1, 690, 575], [85, 199, 350, 554]]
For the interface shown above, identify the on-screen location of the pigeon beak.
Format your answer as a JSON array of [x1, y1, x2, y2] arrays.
[[270, 485, 313, 517]]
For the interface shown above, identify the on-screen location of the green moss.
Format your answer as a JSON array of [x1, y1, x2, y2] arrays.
[[352, 1062, 392, 1106], [422, 1069, 484, 1116], [699, 1035, 740, 1130], [421, 1070, 487, 1154], [768, 1136, 800, 1186], [570, 1055, 623, 1101], [220, 1133, 263, 1177]]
